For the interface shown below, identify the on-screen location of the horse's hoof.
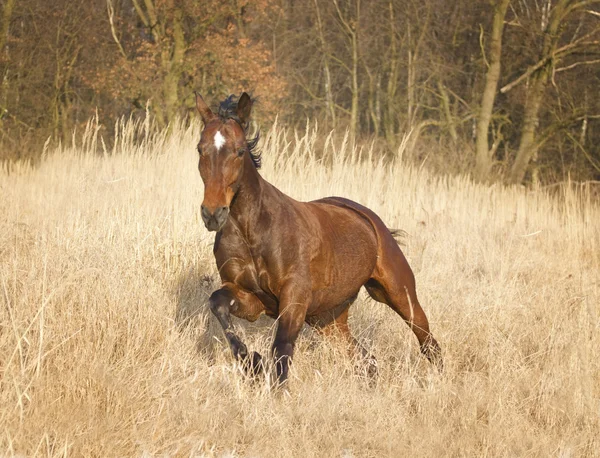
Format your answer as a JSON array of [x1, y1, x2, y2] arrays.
[[354, 355, 379, 383], [421, 340, 443, 373], [242, 351, 263, 378], [366, 357, 379, 379]]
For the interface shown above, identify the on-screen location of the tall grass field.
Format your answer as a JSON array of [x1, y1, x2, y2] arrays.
[[1, 119, 599, 457]]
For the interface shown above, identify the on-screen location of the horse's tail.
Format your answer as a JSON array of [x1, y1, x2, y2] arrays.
[[389, 228, 408, 246]]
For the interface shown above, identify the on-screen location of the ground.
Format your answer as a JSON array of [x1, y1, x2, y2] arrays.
[[1, 121, 599, 457]]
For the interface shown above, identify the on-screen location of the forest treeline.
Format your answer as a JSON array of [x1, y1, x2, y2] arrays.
[[1, 0, 599, 184]]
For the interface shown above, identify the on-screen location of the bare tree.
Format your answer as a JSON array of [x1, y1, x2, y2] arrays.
[[505, 0, 600, 184], [332, 0, 361, 141], [313, 0, 337, 128], [2, 0, 599, 183], [474, 0, 511, 182], [129, 0, 186, 125]]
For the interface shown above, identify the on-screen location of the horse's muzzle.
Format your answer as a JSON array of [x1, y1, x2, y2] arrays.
[[201, 205, 229, 231]]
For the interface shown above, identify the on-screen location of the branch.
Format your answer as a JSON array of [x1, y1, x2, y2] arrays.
[[563, 0, 600, 19], [143, 0, 158, 28], [131, 0, 150, 28], [555, 28, 600, 57], [0, 104, 34, 130], [534, 113, 600, 153], [332, 0, 355, 37], [566, 132, 600, 173], [489, 134, 502, 158], [322, 49, 353, 75], [500, 58, 548, 93], [293, 77, 351, 115], [501, 28, 600, 93], [479, 24, 490, 69], [107, 0, 127, 59], [556, 58, 600, 71]]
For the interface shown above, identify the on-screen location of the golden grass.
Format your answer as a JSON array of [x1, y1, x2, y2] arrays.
[[1, 118, 599, 457]]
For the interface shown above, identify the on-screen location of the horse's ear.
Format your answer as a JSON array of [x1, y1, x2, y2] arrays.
[[237, 92, 253, 126], [195, 92, 214, 124]]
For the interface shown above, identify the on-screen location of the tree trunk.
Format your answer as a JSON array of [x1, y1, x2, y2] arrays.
[[508, 70, 547, 184], [132, 0, 185, 126], [384, 0, 398, 148], [333, 0, 360, 141], [509, 0, 569, 184], [405, 4, 430, 134], [324, 61, 336, 128], [0, 0, 16, 120], [313, 0, 336, 128], [406, 47, 414, 130], [366, 70, 379, 137], [234, 0, 246, 38], [438, 80, 458, 143], [474, 0, 510, 182], [0, 0, 15, 53], [350, 24, 359, 141], [161, 6, 185, 124]]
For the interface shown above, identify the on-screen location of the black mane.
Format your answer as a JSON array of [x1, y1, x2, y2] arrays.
[[217, 94, 261, 169]]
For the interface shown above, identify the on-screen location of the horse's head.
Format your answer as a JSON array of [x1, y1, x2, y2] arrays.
[[195, 92, 256, 232]]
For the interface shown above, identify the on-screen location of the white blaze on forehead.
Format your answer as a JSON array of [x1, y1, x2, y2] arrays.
[[214, 130, 226, 150]]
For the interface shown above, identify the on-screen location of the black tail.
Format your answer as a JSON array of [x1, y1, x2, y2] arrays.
[[389, 228, 408, 246]]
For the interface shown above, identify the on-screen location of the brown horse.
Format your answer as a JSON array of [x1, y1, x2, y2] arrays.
[[195, 92, 442, 385]]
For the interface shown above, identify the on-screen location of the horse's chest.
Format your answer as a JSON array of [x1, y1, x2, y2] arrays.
[[253, 256, 279, 305], [230, 253, 279, 313]]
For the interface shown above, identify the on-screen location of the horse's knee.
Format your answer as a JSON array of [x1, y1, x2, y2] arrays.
[[208, 289, 233, 316]]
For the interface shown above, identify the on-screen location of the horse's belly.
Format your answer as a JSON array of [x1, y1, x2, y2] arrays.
[[309, 289, 361, 316]]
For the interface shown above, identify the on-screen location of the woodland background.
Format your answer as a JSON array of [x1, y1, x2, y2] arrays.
[[1, 0, 599, 184]]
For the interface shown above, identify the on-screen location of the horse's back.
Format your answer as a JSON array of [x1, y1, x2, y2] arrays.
[[311, 196, 396, 246]]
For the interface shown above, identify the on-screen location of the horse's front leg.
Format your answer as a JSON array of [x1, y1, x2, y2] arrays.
[[272, 282, 310, 386], [208, 285, 263, 377]]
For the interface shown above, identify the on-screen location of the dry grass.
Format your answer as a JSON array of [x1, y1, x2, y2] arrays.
[[1, 118, 599, 457]]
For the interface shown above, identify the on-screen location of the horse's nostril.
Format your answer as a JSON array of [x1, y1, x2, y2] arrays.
[[201, 205, 228, 228]]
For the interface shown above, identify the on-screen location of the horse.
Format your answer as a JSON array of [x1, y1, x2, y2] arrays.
[[194, 92, 442, 385]]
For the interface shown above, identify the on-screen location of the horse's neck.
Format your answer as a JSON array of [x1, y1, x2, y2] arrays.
[[229, 162, 269, 234]]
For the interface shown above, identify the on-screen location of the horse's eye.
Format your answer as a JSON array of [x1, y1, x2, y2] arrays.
[[237, 148, 245, 157]]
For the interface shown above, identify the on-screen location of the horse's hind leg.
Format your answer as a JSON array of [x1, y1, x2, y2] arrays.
[[310, 305, 378, 378], [365, 246, 442, 369], [208, 284, 264, 377]]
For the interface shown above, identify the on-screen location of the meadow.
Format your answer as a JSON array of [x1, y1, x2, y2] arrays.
[[1, 118, 599, 457]]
